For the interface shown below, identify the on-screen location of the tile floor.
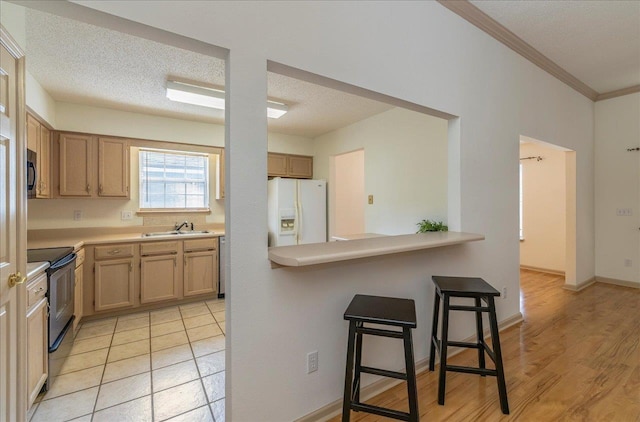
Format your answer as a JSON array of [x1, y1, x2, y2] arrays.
[[28, 299, 226, 422]]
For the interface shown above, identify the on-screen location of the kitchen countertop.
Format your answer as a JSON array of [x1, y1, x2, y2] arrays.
[[331, 233, 389, 241], [269, 231, 485, 267], [27, 262, 49, 279]]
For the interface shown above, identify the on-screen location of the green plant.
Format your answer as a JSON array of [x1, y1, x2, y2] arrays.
[[416, 219, 448, 233]]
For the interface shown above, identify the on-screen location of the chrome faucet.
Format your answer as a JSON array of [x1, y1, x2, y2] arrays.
[[175, 221, 190, 231]]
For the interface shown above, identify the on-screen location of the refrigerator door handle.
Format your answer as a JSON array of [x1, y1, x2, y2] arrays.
[[295, 181, 302, 243]]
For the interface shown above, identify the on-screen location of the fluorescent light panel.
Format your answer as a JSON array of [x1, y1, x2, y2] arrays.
[[166, 81, 288, 118]]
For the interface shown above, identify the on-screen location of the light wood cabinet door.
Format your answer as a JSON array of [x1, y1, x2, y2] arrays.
[[73, 264, 84, 333], [37, 125, 51, 198], [288, 155, 313, 178], [267, 153, 288, 177], [95, 258, 135, 311], [98, 137, 129, 197], [59, 133, 93, 196], [27, 298, 48, 408], [184, 250, 217, 297], [26, 113, 39, 152], [141, 255, 181, 303]]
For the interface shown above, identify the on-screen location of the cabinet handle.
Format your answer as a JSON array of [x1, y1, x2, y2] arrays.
[[36, 287, 45, 292], [86, 184, 91, 193], [129, 263, 133, 272], [99, 184, 103, 194], [108, 250, 121, 255], [174, 257, 177, 267]]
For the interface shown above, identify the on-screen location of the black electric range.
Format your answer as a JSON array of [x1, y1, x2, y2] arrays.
[[27, 247, 75, 267]]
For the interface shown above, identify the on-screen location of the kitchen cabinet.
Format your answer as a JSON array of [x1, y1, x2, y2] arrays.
[[140, 241, 181, 303], [267, 153, 313, 179], [57, 132, 130, 198], [26, 113, 52, 198], [26, 272, 48, 408], [184, 238, 218, 297], [73, 248, 85, 333], [94, 244, 135, 311]]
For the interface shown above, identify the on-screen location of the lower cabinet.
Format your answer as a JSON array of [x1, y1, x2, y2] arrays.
[[95, 257, 135, 311], [27, 298, 48, 407], [140, 241, 181, 304], [184, 238, 218, 297]]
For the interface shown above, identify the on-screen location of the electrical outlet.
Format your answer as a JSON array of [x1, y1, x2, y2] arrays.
[[307, 351, 318, 373], [624, 259, 632, 267], [121, 210, 133, 220], [73, 210, 82, 221], [502, 287, 507, 299], [616, 208, 633, 216], [368, 195, 374, 205]]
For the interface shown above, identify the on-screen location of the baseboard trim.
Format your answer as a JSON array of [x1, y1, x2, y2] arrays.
[[295, 312, 524, 422], [520, 265, 565, 276], [596, 276, 640, 289], [563, 277, 596, 292]]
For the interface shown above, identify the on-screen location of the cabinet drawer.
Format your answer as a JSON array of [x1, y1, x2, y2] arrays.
[[27, 273, 48, 309], [94, 244, 134, 260], [184, 238, 217, 252], [75, 248, 85, 268], [140, 241, 179, 256]]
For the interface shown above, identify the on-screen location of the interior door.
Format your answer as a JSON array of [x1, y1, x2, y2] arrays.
[[0, 27, 27, 422]]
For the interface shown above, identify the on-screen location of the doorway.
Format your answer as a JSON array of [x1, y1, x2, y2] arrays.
[[329, 149, 365, 239]]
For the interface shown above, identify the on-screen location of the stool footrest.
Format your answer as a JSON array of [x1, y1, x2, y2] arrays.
[[356, 326, 404, 339], [360, 366, 407, 380], [351, 403, 411, 421], [447, 340, 480, 349], [447, 365, 497, 376], [449, 305, 490, 312]]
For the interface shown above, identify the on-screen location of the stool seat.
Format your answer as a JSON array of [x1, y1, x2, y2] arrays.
[[342, 295, 419, 422], [432, 276, 500, 297], [344, 295, 417, 328]]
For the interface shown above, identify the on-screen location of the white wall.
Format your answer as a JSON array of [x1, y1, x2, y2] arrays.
[[519, 142, 566, 272], [26, 72, 57, 127], [595, 93, 640, 285], [315, 107, 448, 236], [28, 2, 596, 420]]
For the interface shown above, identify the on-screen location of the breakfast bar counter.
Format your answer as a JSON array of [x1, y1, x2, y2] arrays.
[[268, 231, 485, 267]]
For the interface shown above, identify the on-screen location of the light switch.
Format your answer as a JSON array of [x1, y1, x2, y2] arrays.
[[368, 195, 374, 205]]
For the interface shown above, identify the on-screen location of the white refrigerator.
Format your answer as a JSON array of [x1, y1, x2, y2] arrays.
[[268, 178, 327, 247]]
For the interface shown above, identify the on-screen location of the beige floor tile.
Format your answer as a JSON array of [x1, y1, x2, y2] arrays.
[[210, 399, 225, 422], [150, 308, 182, 325], [202, 371, 225, 403], [80, 317, 117, 330], [150, 320, 185, 338], [115, 316, 150, 332], [67, 416, 92, 422], [212, 311, 225, 322], [196, 350, 225, 377], [180, 301, 207, 309], [207, 301, 225, 313], [218, 321, 225, 334], [180, 304, 210, 319], [59, 348, 109, 375], [117, 311, 150, 321], [151, 330, 189, 352], [31, 387, 98, 422], [153, 379, 208, 421], [183, 313, 215, 330], [92, 395, 152, 422], [152, 359, 199, 392], [107, 339, 150, 363], [75, 323, 115, 341], [190, 335, 225, 358], [102, 354, 150, 383], [166, 405, 214, 422], [27, 402, 38, 421], [111, 327, 149, 346], [95, 372, 151, 411], [152, 344, 194, 369], [68, 334, 112, 356], [44, 365, 104, 400], [187, 324, 222, 343]]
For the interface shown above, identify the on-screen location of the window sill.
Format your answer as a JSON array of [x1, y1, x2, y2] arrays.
[[136, 209, 211, 216]]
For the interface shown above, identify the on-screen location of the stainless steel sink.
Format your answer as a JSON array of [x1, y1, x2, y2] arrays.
[[142, 230, 212, 237]]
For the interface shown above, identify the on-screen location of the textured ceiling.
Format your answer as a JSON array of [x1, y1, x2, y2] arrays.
[[470, 0, 640, 94], [25, 8, 393, 139]]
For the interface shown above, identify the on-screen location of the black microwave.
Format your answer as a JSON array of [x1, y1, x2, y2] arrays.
[[27, 148, 37, 199]]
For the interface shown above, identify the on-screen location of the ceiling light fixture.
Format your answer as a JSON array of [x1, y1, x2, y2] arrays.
[[166, 81, 288, 119]]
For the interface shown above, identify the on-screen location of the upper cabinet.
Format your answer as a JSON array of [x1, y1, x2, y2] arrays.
[[26, 113, 52, 198], [267, 153, 313, 179], [56, 132, 130, 198]]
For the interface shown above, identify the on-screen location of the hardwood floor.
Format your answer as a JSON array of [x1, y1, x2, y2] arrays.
[[334, 270, 640, 421]]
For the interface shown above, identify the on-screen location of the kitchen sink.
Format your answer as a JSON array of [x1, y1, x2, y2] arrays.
[[142, 230, 212, 237]]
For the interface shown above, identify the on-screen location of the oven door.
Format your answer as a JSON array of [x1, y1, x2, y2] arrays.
[[48, 253, 76, 349]]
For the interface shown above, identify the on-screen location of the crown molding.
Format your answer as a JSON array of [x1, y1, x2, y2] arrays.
[[596, 85, 640, 102], [438, 0, 599, 101]]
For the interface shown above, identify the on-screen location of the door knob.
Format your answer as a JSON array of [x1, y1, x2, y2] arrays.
[[8, 272, 26, 288]]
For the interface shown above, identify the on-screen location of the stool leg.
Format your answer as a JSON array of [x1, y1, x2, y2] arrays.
[[428, 291, 440, 371], [475, 296, 486, 376], [353, 322, 363, 406], [488, 296, 509, 415], [403, 327, 419, 422], [438, 294, 450, 406], [342, 321, 357, 422]]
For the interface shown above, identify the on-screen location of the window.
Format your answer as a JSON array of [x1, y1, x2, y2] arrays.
[[139, 149, 209, 210]]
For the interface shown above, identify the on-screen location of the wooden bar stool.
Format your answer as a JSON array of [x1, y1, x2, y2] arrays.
[[342, 295, 419, 422], [428, 276, 509, 415]]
